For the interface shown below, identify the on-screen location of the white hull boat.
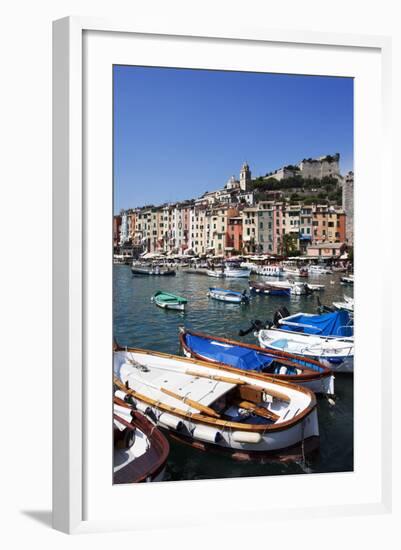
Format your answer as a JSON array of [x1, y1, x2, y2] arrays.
[[283, 267, 308, 277], [251, 279, 311, 295], [258, 328, 354, 373], [207, 269, 225, 278], [340, 275, 354, 285], [114, 347, 320, 457], [208, 287, 249, 303], [306, 283, 325, 291], [224, 268, 251, 278], [309, 265, 333, 275], [257, 266, 284, 277], [240, 262, 259, 273], [333, 296, 354, 312]]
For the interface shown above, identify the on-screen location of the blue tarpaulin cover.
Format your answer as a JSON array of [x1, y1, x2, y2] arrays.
[[185, 333, 274, 372], [279, 310, 353, 337]]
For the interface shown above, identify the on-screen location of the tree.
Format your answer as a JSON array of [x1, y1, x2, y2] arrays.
[[281, 233, 299, 257]]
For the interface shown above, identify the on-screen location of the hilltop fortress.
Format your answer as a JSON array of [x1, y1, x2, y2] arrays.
[[265, 153, 341, 182]]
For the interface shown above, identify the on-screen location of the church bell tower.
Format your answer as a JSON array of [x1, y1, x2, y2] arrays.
[[240, 162, 251, 191]]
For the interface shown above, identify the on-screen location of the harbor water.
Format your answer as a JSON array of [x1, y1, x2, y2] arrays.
[[114, 266, 354, 480]]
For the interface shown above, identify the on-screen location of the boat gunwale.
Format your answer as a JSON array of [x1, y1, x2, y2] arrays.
[[179, 328, 333, 382], [113, 409, 170, 484], [114, 346, 317, 433], [153, 290, 187, 304]]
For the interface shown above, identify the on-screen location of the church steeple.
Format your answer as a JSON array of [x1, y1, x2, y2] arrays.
[[240, 162, 251, 191]]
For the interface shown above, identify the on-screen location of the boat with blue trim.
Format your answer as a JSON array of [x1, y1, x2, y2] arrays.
[[257, 328, 353, 373], [249, 281, 291, 296], [274, 309, 353, 337], [208, 287, 249, 303], [179, 327, 334, 394]]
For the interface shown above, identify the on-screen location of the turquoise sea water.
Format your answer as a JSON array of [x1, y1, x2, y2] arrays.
[[114, 266, 354, 480]]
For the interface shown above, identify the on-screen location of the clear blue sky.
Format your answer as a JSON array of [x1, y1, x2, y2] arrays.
[[113, 66, 353, 213]]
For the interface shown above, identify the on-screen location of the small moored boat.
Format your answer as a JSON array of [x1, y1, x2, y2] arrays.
[[224, 267, 251, 278], [332, 296, 354, 312], [114, 346, 320, 458], [257, 329, 354, 373], [208, 287, 249, 303], [256, 265, 284, 277], [249, 281, 290, 296], [207, 269, 225, 278], [132, 266, 176, 276], [179, 328, 334, 394], [152, 290, 187, 311], [283, 267, 308, 277], [309, 265, 333, 275], [275, 309, 353, 337], [113, 397, 170, 483]]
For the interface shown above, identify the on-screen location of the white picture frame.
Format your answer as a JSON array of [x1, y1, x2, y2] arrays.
[[52, 16, 393, 534]]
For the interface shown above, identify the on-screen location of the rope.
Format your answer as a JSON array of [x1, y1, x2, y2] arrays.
[[301, 420, 306, 464]]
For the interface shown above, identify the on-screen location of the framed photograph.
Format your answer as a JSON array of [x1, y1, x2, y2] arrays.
[[53, 17, 392, 534]]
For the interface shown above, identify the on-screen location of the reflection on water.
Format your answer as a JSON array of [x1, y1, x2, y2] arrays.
[[114, 266, 354, 480]]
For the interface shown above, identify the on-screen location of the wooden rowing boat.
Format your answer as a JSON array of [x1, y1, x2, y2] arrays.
[[179, 327, 334, 394], [152, 290, 187, 311], [113, 399, 170, 483], [114, 345, 319, 456]]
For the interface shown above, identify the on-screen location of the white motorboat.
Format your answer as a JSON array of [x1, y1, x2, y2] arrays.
[[207, 269, 225, 278], [114, 346, 320, 457], [258, 328, 354, 373], [309, 265, 333, 275], [256, 265, 284, 277]]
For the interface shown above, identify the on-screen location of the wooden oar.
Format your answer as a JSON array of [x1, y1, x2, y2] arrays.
[[124, 353, 246, 386], [160, 387, 220, 418], [185, 369, 246, 386], [237, 400, 280, 422], [119, 373, 220, 418]]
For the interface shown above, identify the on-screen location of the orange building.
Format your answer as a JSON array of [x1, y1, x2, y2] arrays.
[[226, 216, 243, 254], [312, 206, 345, 244]]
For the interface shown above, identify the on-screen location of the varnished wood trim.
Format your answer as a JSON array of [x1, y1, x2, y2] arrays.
[[179, 328, 332, 382], [113, 372, 317, 434]]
